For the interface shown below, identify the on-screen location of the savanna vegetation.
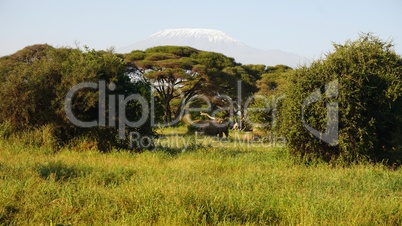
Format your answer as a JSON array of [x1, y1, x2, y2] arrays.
[[279, 35, 402, 163], [0, 129, 401, 225], [0, 34, 401, 225], [0, 44, 154, 152]]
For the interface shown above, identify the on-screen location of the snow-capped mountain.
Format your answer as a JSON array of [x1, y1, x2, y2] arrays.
[[118, 28, 305, 67]]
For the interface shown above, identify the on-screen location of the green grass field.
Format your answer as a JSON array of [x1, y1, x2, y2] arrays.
[[0, 128, 401, 225]]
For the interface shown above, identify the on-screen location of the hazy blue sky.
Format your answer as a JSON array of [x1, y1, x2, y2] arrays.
[[1, 0, 401, 59]]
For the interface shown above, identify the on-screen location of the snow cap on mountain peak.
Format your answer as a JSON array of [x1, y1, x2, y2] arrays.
[[119, 28, 305, 67], [148, 28, 243, 45]]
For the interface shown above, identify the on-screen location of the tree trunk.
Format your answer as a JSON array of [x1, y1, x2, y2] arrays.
[[165, 103, 172, 125]]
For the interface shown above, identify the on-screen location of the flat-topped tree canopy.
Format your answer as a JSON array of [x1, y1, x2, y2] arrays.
[[124, 46, 260, 124]]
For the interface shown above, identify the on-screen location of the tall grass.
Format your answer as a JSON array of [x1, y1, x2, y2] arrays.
[[0, 129, 401, 225]]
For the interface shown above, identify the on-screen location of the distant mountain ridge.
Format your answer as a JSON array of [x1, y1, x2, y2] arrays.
[[118, 28, 306, 67]]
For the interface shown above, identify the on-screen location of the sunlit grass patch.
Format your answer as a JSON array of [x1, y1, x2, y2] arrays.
[[0, 131, 401, 225]]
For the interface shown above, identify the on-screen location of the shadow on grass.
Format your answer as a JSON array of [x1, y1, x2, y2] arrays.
[[152, 144, 202, 156], [189, 197, 283, 225], [152, 140, 250, 159], [36, 161, 137, 186], [36, 161, 92, 181], [0, 204, 19, 225], [376, 151, 402, 170]]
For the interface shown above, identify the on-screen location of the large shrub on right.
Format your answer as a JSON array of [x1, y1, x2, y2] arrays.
[[279, 34, 402, 162]]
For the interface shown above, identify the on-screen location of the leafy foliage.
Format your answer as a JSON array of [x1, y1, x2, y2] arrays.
[[0, 45, 154, 151], [279, 34, 402, 161], [125, 46, 260, 125], [247, 65, 293, 132]]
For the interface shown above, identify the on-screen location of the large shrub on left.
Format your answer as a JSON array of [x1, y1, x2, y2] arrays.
[[0, 44, 153, 151]]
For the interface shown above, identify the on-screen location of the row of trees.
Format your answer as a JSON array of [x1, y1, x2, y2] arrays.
[[124, 46, 263, 125], [0, 44, 267, 150], [0, 34, 401, 162]]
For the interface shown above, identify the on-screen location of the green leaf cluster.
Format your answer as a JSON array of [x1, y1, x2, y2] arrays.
[[0, 45, 153, 151], [125, 46, 261, 124], [279, 34, 402, 161]]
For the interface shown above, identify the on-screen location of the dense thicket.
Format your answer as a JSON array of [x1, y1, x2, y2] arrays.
[[278, 34, 402, 162], [247, 65, 293, 132], [0, 44, 153, 151]]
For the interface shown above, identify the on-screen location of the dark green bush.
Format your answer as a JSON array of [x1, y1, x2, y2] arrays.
[[279, 34, 402, 162], [0, 45, 154, 151]]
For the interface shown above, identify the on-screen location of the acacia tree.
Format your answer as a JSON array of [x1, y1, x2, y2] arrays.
[[125, 46, 254, 125], [218, 65, 262, 129], [146, 67, 206, 124], [125, 46, 206, 124]]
